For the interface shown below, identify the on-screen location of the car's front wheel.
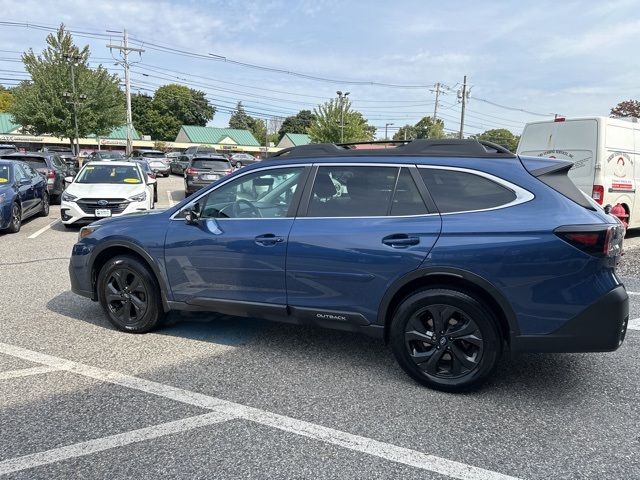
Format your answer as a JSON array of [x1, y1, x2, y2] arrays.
[[390, 288, 502, 392], [97, 255, 164, 333]]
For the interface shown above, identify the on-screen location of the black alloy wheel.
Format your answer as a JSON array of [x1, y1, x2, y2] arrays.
[[39, 192, 50, 217], [97, 255, 164, 333], [390, 288, 501, 392], [404, 304, 483, 378], [6, 203, 21, 233]]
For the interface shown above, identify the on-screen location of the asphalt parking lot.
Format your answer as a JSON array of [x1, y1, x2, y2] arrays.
[[0, 174, 638, 480]]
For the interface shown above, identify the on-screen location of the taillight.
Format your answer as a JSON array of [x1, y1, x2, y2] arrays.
[[592, 184, 604, 204], [185, 167, 196, 175], [148, 172, 156, 179], [555, 225, 624, 257], [47, 170, 55, 179]]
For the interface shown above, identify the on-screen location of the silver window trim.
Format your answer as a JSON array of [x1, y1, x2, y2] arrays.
[[417, 165, 534, 214]]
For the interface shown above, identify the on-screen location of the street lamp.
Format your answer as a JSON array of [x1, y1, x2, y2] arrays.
[[336, 90, 350, 143], [385, 122, 394, 140], [63, 53, 83, 156]]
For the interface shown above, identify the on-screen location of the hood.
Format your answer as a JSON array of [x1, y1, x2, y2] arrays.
[[67, 182, 146, 200]]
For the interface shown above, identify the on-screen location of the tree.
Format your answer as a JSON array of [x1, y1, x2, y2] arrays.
[[477, 128, 519, 152], [278, 110, 316, 139], [308, 98, 374, 143], [130, 85, 215, 140], [228, 102, 254, 130], [9, 25, 125, 148], [0, 86, 13, 112], [610, 100, 640, 118], [228, 102, 269, 145], [393, 124, 417, 141], [414, 117, 445, 139]]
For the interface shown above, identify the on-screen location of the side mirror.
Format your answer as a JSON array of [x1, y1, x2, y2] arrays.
[[64, 176, 74, 184], [19, 177, 30, 186], [184, 207, 200, 225]]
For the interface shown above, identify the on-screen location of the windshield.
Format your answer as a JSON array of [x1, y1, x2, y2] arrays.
[[0, 164, 11, 183], [141, 151, 166, 158], [75, 165, 143, 184], [192, 159, 230, 169]]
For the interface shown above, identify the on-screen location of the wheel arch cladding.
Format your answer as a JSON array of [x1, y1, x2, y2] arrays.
[[90, 244, 170, 311], [380, 270, 515, 345]]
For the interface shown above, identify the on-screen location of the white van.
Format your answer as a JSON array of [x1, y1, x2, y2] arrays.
[[518, 116, 640, 228]]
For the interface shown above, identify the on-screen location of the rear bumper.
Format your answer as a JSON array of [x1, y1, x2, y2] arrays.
[[512, 285, 628, 352]]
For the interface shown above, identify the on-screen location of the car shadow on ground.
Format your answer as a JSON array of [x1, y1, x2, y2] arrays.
[[43, 290, 615, 398]]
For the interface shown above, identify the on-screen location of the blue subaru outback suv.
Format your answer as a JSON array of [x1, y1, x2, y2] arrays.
[[69, 140, 628, 391]]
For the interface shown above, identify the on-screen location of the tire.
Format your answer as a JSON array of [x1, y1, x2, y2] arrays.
[[5, 202, 21, 233], [389, 288, 502, 392], [97, 255, 164, 333], [38, 192, 50, 217], [235, 161, 243, 168], [50, 193, 62, 205], [153, 186, 158, 203]]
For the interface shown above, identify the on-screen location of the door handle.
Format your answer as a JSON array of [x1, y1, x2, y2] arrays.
[[382, 234, 420, 248], [255, 233, 284, 246]]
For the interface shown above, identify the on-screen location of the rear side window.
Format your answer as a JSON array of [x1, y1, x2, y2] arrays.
[[308, 166, 398, 217], [391, 168, 428, 216], [10, 156, 47, 169], [420, 169, 516, 213]]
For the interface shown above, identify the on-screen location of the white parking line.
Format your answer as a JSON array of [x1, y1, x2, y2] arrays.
[[0, 411, 235, 476], [627, 291, 640, 295], [0, 342, 520, 480], [166, 190, 176, 207], [28, 219, 60, 239], [628, 317, 640, 331], [0, 365, 60, 380]]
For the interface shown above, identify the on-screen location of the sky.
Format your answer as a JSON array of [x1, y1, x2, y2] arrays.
[[0, 0, 638, 139]]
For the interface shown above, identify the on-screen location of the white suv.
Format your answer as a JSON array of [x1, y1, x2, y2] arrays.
[[61, 161, 154, 227]]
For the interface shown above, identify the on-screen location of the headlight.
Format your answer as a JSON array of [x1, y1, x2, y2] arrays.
[[62, 191, 77, 202], [129, 191, 147, 202], [78, 225, 99, 240]]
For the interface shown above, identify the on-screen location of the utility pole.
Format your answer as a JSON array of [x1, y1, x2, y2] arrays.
[[336, 90, 350, 143], [264, 118, 269, 158], [432, 82, 441, 121], [62, 53, 84, 156], [107, 29, 144, 154], [385, 122, 393, 140], [458, 75, 469, 139]]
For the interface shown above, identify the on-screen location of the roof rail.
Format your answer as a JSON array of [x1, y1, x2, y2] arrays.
[[268, 139, 515, 159]]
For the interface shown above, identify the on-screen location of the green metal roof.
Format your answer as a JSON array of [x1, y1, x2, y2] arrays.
[[179, 125, 260, 146], [0, 113, 19, 134], [102, 125, 141, 140], [285, 133, 311, 146]]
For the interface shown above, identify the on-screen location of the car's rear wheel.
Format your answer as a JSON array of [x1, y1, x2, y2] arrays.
[[50, 193, 62, 205], [153, 185, 158, 203], [5, 203, 21, 233], [235, 161, 243, 168], [38, 192, 50, 217], [390, 288, 502, 392], [97, 255, 164, 333]]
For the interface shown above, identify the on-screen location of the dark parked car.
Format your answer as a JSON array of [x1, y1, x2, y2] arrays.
[[0, 152, 71, 204], [86, 151, 125, 162], [230, 153, 258, 168], [184, 155, 233, 196], [130, 150, 170, 177], [42, 147, 79, 171], [0, 160, 49, 233], [69, 139, 627, 392], [0, 144, 18, 155], [170, 155, 190, 175], [183, 145, 218, 157]]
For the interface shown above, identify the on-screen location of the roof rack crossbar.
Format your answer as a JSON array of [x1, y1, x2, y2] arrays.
[[268, 139, 515, 159]]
